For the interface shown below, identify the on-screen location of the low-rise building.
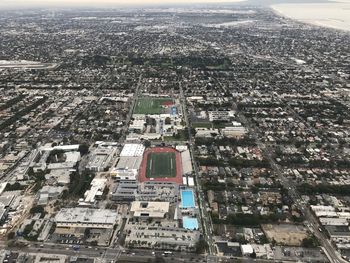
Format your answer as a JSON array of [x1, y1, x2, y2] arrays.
[[55, 208, 118, 229], [130, 201, 169, 218]]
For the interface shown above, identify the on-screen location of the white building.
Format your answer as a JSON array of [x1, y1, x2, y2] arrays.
[[111, 155, 143, 181], [130, 201, 169, 218], [208, 111, 234, 122], [320, 217, 349, 226], [83, 178, 107, 204], [120, 144, 145, 157], [55, 208, 118, 229], [241, 244, 254, 256], [87, 145, 117, 172], [221, 126, 247, 138]]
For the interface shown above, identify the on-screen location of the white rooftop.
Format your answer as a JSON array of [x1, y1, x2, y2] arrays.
[[241, 244, 254, 254], [130, 201, 169, 218], [55, 208, 118, 226], [120, 144, 145, 157]]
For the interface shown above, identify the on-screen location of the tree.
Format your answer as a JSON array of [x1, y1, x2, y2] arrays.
[[144, 140, 151, 148], [84, 228, 91, 237], [30, 205, 45, 216], [23, 223, 33, 236], [79, 144, 89, 155], [5, 182, 25, 191], [195, 239, 208, 254], [165, 117, 171, 125], [7, 232, 15, 240], [302, 235, 320, 248]]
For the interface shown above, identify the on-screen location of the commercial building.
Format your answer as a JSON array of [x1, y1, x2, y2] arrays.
[[130, 201, 169, 218], [125, 225, 200, 251], [55, 208, 118, 229]]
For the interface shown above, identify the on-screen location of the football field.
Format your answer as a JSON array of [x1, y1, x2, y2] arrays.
[[134, 97, 173, 114], [146, 152, 177, 178]]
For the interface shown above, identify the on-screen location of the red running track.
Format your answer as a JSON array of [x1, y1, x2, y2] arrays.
[[139, 147, 183, 184]]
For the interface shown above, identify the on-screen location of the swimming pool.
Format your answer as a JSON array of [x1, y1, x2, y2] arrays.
[[183, 216, 199, 230], [181, 189, 195, 208]]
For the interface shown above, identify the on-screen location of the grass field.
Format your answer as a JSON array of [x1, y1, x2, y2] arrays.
[[134, 97, 173, 114], [146, 152, 177, 178]]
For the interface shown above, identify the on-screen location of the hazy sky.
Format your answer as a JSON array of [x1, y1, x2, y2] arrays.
[[0, 0, 246, 9]]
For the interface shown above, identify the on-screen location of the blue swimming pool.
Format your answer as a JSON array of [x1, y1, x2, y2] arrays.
[[171, 106, 177, 115], [181, 189, 195, 208], [183, 217, 199, 230]]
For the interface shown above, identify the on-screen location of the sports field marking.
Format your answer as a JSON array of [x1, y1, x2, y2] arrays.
[[145, 152, 176, 178], [134, 97, 174, 115]]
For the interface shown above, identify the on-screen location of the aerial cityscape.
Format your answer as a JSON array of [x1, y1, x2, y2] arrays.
[[0, 1, 349, 263]]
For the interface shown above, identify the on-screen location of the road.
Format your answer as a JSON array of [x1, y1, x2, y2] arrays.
[[179, 81, 216, 257], [1, 241, 285, 263], [119, 74, 143, 143], [0, 241, 210, 263]]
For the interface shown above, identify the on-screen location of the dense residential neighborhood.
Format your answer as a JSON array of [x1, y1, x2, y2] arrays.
[[0, 3, 349, 263]]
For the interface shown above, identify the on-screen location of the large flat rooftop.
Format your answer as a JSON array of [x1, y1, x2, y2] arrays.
[[55, 208, 118, 227]]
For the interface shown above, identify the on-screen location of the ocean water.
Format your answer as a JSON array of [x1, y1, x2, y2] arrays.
[[271, 0, 350, 32]]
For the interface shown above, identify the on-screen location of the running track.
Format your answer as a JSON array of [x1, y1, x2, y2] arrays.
[[139, 147, 183, 184]]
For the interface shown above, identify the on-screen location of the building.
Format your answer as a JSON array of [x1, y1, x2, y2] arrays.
[[181, 149, 193, 175], [241, 244, 254, 256], [125, 225, 200, 251], [320, 217, 348, 226], [208, 110, 234, 122], [111, 181, 138, 202], [112, 181, 179, 203], [37, 186, 64, 205], [82, 178, 107, 204], [195, 128, 219, 138], [30, 145, 81, 173], [311, 205, 337, 217], [120, 144, 145, 157], [221, 126, 247, 138], [130, 201, 169, 218], [86, 145, 117, 172], [55, 208, 118, 229], [110, 155, 143, 181], [129, 119, 146, 132], [216, 241, 241, 257]]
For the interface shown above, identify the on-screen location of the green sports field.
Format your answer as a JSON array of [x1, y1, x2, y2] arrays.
[[146, 152, 177, 178], [134, 97, 173, 115]]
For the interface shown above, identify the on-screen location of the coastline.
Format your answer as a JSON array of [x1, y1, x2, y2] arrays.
[[271, 3, 350, 32]]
